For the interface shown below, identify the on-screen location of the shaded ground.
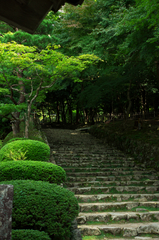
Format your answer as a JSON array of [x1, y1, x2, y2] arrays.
[[97, 118, 159, 146]]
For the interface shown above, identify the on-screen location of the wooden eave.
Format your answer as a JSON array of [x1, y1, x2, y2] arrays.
[[0, 0, 84, 33]]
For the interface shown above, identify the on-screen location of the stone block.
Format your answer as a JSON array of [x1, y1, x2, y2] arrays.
[[0, 184, 14, 240]]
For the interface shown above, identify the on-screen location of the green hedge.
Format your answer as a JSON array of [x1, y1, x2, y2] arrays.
[[12, 229, 51, 240], [1, 180, 79, 240], [0, 139, 50, 162], [3, 137, 30, 146], [0, 161, 66, 184]]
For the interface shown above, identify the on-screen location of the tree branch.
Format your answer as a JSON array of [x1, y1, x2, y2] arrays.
[[29, 80, 33, 98], [41, 80, 57, 89]]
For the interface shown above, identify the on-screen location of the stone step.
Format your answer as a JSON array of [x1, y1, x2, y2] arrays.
[[53, 155, 133, 160], [67, 175, 158, 182], [65, 180, 159, 188], [79, 202, 159, 212], [51, 147, 118, 151], [52, 152, 131, 157], [66, 170, 156, 176], [56, 159, 135, 164], [75, 194, 159, 203], [51, 147, 123, 152], [58, 163, 136, 167], [101, 238, 159, 240], [58, 158, 135, 164], [52, 152, 132, 157], [77, 211, 159, 224], [63, 167, 138, 172], [69, 186, 159, 194], [61, 162, 135, 166], [79, 222, 159, 237]]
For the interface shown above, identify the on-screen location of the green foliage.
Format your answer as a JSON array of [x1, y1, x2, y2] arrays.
[[0, 160, 66, 184], [6, 148, 28, 161], [0, 180, 79, 239], [0, 117, 11, 140], [2, 133, 46, 147], [0, 140, 50, 162], [4, 137, 30, 145], [12, 229, 51, 240]]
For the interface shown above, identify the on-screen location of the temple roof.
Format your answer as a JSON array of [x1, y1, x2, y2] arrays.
[[0, 0, 84, 33]]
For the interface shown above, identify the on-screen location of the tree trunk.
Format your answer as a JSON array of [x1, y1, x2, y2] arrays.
[[24, 102, 32, 138], [11, 78, 25, 136], [126, 79, 132, 119], [67, 99, 72, 124], [12, 113, 20, 137], [48, 107, 51, 123], [56, 101, 60, 123], [76, 104, 80, 124]]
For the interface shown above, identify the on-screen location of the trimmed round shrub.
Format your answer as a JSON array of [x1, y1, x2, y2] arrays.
[[3, 137, 46, 146], [4, 137, 30, 145], [0, 161, 66, 184], [0, 139, 50, 162], [0, 180, 79, 240], [12, 229, 51, 240]]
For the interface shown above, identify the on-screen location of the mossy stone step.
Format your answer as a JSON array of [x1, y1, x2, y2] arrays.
[[99, 239, 159, 240], [52, 152, 131, 156], [75, 194, 159, 203], [62, 163, 135, 167], [55, 156, 134, 160], [63, 167, 138, 172], [58, 163, 135, 167], [66, 170, 156, 176], [58, 159, 135, 163], [65, 180, 159, 188], [59, 159, 135, 163], [52, 153, 134, 158], [69, 186, 159, 194], [79, 222, 159, 237], [79, 202, 159, 212], [67, 175, 158, 182], [77, 211, 159, 224]]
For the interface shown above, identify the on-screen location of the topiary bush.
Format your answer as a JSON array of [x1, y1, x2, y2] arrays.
[[12, 229, 51, 240], [0, 161, 66, 184], [0, 139, 50, 162], [3, 137, 30, 146], [0, 180, 79, 240]]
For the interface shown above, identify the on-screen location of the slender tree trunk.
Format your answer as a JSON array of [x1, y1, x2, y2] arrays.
[[76, 104, 80, 124], [56, 101, 60, 123], [90, 108, 95, 124], [48, 108, 51, 123], [67, 99, 72, 124], [12, 78, 25, 136], [12, 112, 20, 137], [61, 100, 66, 124], [24, 102, 32, 138], [42, 105, 45, 123], [126, 79, 132, 119]]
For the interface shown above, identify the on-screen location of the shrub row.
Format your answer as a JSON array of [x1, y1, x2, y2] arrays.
[[0, 180, 79, 240], [12, 229, 51, 240], [0, 134, 78, 239], [0, 160, 66, 184]]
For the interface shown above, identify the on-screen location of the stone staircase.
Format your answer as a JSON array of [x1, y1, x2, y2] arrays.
[[43, 128, 159, 240]]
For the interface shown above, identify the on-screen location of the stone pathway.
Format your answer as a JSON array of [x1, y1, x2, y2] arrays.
[[43, 128, 159, 240]]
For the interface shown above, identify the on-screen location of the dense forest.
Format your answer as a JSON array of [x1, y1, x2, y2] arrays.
[[0, 0, 159, 137]]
